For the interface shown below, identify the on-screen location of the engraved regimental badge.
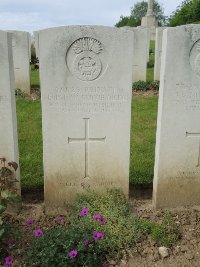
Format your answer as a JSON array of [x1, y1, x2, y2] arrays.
[[67, 37, 103, 81], [190, 40, 200, 77]]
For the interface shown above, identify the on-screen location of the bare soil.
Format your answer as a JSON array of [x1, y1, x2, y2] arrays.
[[133, 90, 159, 97]]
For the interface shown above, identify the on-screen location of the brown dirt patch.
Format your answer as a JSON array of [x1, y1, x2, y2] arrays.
[[133, 90, 159, 96]]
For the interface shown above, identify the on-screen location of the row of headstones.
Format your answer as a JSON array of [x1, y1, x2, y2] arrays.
[[1, 25, 200, 215], [10, 26, 153, 94], [6, 27, 168, 97]]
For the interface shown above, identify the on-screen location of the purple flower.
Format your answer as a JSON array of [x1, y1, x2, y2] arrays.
[[92, 232, 105, 240], [55, 216, 64, 223], [69, 250, 78, 259], [83, 239, 89, 246], [93, 214, 107, 224], [79, 207, 89, 217], [93, 214, 101, 220], [4, 256, 13, 266], [34, 228, 43, 237], [26, 219, 33, 226]]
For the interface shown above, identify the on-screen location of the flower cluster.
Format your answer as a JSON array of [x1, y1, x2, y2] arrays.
[[67, 207, 107, 260]]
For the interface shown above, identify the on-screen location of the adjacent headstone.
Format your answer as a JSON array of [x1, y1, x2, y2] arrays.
[[141, 0, 158, 40], [154, 27, 167, 81], [10, 31, 31, 94], [0, 30, 20, 195], [33, 31, 39, 59], [123, 27, 148, 82], [39, 26, 133, 214], [153, 25, 200, 208]]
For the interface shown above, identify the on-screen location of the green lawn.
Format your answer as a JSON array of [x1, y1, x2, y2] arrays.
[[130, 96, 158, 184], [31, 68, 40, 88], [147, 40, 155, 82], [16, 99, 43, 190]]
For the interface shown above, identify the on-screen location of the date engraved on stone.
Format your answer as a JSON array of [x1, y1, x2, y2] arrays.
[[190, 39, 200, 77], [67, 37, 103, 81]]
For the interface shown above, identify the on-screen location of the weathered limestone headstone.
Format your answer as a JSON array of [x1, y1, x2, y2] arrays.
[[154, 27, 167, 81], [0, 30, 20, 195], [141, 0, 158, 40], [10, 31, 31, 94], [153, 25, 200, 208], [39, 26, 133, 214], [123, 27, 148, 82]]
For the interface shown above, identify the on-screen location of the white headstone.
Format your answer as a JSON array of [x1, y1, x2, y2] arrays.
[[153, 25, 200, 208], [0, 30, 20, 195], [154, 27, 167, 81], [10, 31, 31, 94], [39, 26, 133, 214], [33, 31, 39, 59], [123, 27, 148, 82]]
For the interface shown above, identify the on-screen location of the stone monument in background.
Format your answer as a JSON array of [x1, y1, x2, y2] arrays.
[[141, 0, 158, 40]]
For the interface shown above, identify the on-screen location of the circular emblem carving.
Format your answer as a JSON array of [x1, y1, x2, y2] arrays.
[[190, 39, 200, 76], [67, 37, 103, 81]]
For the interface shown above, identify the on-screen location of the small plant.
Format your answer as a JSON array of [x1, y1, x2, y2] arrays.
[[132, 80, 159, 91], [0, 158, 20, 259], [15, 88, 26, 98], [139, 212, 180, 247]]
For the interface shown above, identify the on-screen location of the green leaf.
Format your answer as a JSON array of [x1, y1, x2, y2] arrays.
[[1, 190, 9, 199], [0, 203, 6, 213]]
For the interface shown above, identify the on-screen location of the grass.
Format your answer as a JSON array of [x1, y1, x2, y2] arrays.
[[30, 66, 40, 88], [147, 40, 155, 82], [16, 99, 43, 190], [130, 96, 158, 184]]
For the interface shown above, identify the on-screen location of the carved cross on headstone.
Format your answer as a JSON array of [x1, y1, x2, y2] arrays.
[[186, 131, 200, 167], [147, 0, 153, 16], [68, 118, 106, 187]]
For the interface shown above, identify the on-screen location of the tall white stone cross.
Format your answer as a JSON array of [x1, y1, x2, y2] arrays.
[[68, 118, 106, 182], [186, 131, 200, 167], [147, 0, 153, 16]]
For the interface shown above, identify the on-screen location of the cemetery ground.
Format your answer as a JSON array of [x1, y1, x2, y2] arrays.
[[1, 55, 200, 266]]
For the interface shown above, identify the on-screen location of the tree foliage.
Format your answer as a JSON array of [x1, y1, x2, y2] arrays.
[[131, 0, 165, 26], [115, 0, 166, 28], [115, 15, 138, 28], [169, 0, 200, 26]]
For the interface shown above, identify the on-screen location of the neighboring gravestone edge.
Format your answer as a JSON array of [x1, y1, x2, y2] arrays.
[[153, 25, 200, 209], [0, 30, 21, 197], [9, 30, 31, 95]]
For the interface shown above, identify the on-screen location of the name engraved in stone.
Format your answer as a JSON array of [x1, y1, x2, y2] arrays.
[[45, 86, 129, 113], [174, 84, 200, 111]]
